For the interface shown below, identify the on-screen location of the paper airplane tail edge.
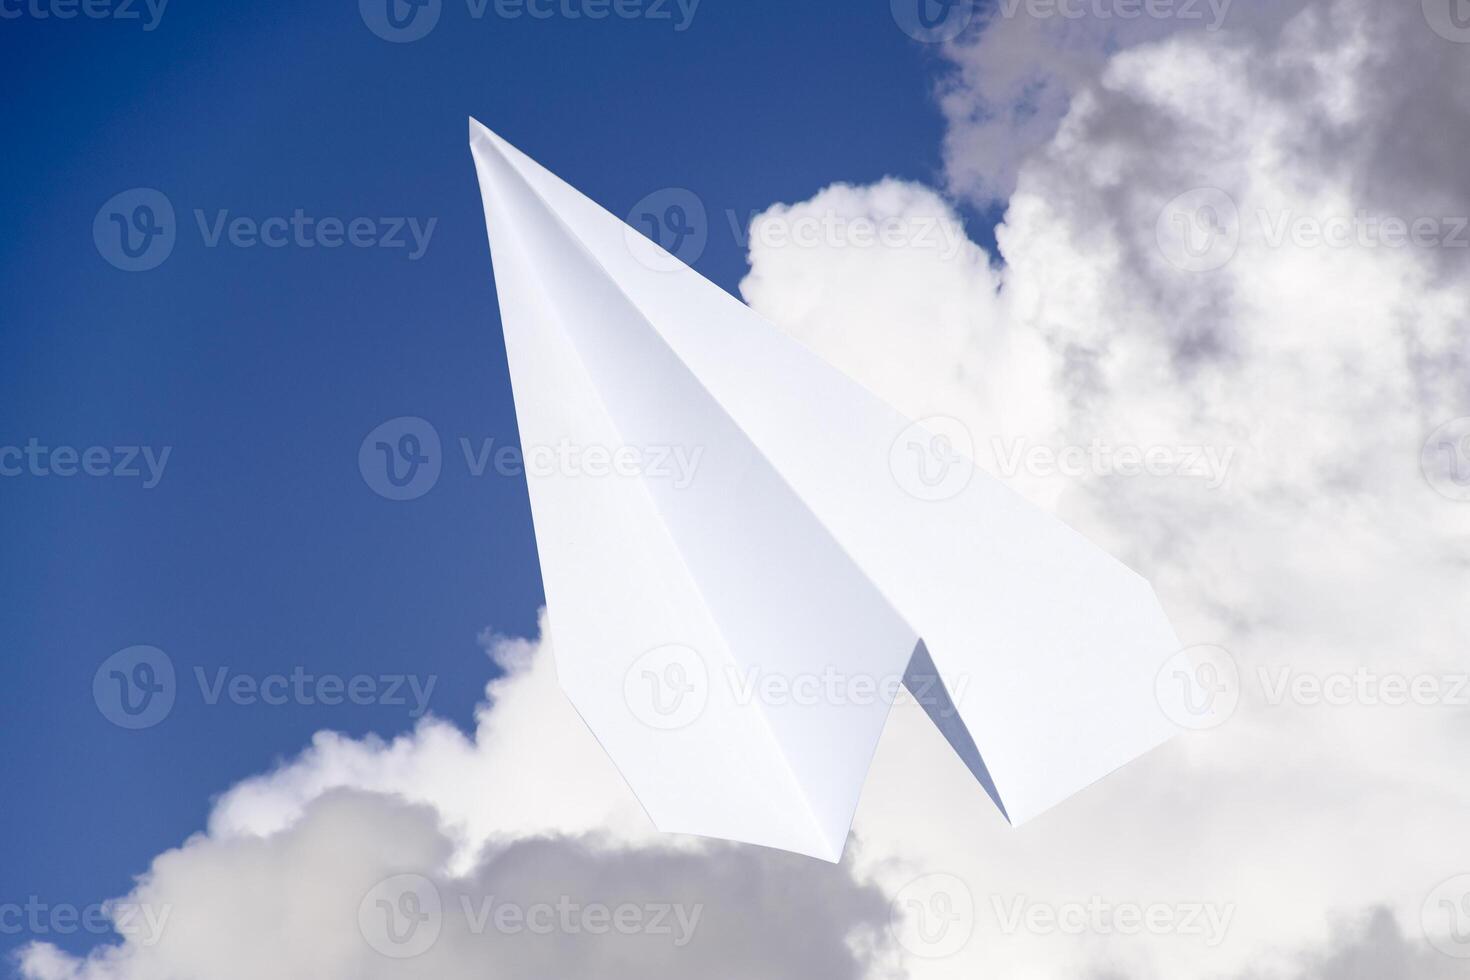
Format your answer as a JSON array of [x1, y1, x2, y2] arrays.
[[467, 115, 1188, 860]]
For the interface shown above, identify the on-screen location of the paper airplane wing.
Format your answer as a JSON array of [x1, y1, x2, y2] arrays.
[[469, 119, 1179, 861]]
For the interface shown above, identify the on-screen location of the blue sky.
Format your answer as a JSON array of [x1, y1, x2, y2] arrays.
[[11, 3, 1470, 977], [0, 0, 975, 959]]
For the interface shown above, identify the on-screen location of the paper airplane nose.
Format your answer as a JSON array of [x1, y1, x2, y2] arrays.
[[468, 117, 1180, 861]]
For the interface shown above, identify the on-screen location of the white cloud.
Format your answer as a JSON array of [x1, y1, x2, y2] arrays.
[[935, 0, 1310, 203], [17, 623, 898, 980], [740, 1, 1470, 977], [204, 627, 662, 869]]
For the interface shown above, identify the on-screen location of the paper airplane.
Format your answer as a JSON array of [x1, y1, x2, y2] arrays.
[[468, 118, 1181, 862]]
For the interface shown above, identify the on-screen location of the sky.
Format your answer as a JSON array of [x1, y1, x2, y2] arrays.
[[0, 0, 954, 952], [6, 1, 1470, 978]]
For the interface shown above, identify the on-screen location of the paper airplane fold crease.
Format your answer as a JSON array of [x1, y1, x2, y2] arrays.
[[468, 118, 1180, 862]]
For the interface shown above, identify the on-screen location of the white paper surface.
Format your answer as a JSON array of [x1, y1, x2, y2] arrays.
[[469, 118, 1180, 861]]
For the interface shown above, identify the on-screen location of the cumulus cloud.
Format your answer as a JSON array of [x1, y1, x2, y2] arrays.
[[741, 0, 1470, 977], [16, 625, 899, 980], [1230, 907, 1470, 980], [203, 627, 663, 867], [935, 0, 1310, 203]]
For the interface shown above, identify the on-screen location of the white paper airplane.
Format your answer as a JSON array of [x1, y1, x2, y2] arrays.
[[468, 118, 1181, 862]]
